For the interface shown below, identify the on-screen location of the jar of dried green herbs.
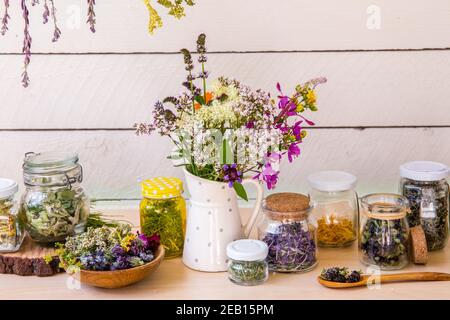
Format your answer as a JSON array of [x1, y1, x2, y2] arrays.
[[0, 179, 24, 252], [400, 161, 449, 251], [359, 193, 410, 270], [226, 239, 269, 286], [19, 152, 90, 243], [140, 177, 186, 258]]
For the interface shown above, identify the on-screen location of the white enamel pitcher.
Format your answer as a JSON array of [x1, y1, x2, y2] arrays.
[[182, 169, 264, 272]]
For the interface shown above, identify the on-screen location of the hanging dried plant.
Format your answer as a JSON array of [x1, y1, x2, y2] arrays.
[[143, 0, 195, 34], [1, 0, 97, 87]]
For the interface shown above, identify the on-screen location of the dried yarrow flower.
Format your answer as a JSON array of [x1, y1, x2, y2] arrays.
[[87, 0, 96, 33], [1, 0, 10, 36]]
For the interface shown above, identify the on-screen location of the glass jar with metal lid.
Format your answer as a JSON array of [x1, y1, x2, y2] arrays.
[[257, 192, 317, 273], [140, 177, 186, 258], [19, 152, 90, 243], [359, 193, 410, 270], [308, 171, 358, 247], [0, 178, 24, 252], [399, 161, 449, 251]]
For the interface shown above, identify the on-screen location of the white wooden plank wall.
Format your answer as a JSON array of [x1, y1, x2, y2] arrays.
[[0, 0, 449, 203]]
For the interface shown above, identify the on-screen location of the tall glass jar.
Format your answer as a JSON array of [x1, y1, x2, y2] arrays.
[[399, 161, 449, 251], [359, 194, 410, 270], [257, 193, 317, 273], [140, 177, 186, 258], [308, 171, 358, 247], [0, 179, 25, 252], [19, 152, 90, 243]]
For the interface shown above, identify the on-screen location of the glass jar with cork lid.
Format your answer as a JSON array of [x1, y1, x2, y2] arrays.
[[257, 192, 317, 273], [140, 177, 186, 258], [359, 193, 410, 270]]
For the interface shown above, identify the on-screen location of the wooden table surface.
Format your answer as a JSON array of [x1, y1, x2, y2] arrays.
[[1, 208, 450, 300]]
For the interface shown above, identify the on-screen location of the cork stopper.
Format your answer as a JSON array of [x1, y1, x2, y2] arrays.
[[263, 192, 311, 220], [410, 225, 429, 265]]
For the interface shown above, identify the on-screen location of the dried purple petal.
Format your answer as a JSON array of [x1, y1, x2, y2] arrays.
[[21, 0, 32, 88], [1, 0, 10, 36], [87, 0, 96, 33], [49, 0, 61, 42], [42, 0, 49, 24]]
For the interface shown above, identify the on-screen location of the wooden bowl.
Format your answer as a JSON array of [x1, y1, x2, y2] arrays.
[[68, 245, 165, 289]]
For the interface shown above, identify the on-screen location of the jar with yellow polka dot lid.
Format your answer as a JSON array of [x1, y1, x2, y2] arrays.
[[140, 177, 186, 258]]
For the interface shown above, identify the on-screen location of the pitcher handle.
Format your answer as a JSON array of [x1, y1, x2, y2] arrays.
[[242, 178, 264, 238]]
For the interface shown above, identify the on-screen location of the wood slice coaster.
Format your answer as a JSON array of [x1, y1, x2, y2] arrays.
[[0, 236, 62, 277]]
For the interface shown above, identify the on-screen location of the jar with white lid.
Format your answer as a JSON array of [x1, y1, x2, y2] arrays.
[[0, 179, 24, 252], [399, 161, 449, 251], [19, 152, 90, 243], [226, 239, 269, 286], [308, 171, 358, 247]]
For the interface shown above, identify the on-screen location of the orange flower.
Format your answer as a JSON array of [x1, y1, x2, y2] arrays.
[[194, 92, 214, 111]]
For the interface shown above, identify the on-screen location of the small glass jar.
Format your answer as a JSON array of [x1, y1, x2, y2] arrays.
[[399, 161, 449, 251], [308, 171, 358, 247], [258, 193, 317, 273], [140, 177, 186, 258], [226, 239, 268, 286], [359, 193, 410, 270], [0, 179, 25, 252], [19, 152, 90, 243]]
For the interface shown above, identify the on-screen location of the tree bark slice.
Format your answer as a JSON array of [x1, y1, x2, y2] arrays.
[[0, 236, 61, 277]]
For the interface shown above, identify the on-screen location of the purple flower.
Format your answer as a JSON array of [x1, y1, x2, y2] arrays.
[[87, 0, 96, 33], [111, 244, 126, 257], [245, 121, 255, 129], [1, 0, 10, 36], [111, 255, 130, 271], [287, 143, 300, 162], [222, 164, 243, 187], [254, 162, 279, 190]]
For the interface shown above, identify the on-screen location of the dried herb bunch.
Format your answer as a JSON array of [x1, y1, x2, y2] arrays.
[[140, 197, 185, 258], [143, 0, 195, 34], [402, 180, 449, 251], [360, 218, 409, 269], [0, 0, 97, 87], [262, 221, 317, 272], [320, 267, 362, 283], [228, 260, 268, 285]]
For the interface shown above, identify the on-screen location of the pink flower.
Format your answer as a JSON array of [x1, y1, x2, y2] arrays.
[[253, 162, 279, 190], [287, 143, 300, 162]]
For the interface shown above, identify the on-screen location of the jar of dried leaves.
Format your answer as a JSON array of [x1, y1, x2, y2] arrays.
[[19, 152, 90, 243], [0, 179, 24, 252], [400, 161, 449, 251], [257, 193, 317, 273], [308, 171, 358, 247]]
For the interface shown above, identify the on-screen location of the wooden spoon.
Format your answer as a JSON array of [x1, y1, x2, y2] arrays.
[[318, 272, 450, 289]]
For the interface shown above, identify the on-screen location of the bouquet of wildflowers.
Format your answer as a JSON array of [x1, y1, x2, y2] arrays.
[[135, 34, 326, 200]]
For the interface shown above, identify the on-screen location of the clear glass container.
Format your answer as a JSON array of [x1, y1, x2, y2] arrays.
[[140, 177, 186, 258], [19, 152, 90, 243], [359, 193, 410, 270], [257, 193, 317, 273], [399, 161, 449, 251], [0, 179, 25, 252], [227, 239, 268, 286], [308, 171, 358, 247]]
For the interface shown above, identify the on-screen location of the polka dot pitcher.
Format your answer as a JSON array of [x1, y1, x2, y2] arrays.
[[182, 169, 264, 272]]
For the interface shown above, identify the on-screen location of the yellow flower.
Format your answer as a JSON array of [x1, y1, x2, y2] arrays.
[[296, 103, 305, 113], [120, 234, 137, 251], [305, 89, 316, 105], [301, 130, 307, 138]]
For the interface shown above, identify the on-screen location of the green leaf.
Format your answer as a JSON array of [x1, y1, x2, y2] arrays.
[[233, 182, 248, 201], [194, 95, 205, 105]]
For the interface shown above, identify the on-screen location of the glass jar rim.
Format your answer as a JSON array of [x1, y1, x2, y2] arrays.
[[361, 193, 409, 219], [23, 151, 79, 174]]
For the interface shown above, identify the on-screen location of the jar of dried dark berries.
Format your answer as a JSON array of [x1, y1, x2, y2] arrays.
[[257, 193, 317, 273], [359, 193, 410, 270], [399, 161, 449, 251]]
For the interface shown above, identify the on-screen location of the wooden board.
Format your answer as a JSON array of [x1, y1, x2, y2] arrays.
[[0, 236, 61, 277], [1, 0, 450, 53], [0, 208, 449, 300], [0, 51, 450, 129]]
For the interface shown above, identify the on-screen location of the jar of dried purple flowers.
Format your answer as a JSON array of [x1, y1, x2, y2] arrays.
[[257, 193, 317, 273]]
